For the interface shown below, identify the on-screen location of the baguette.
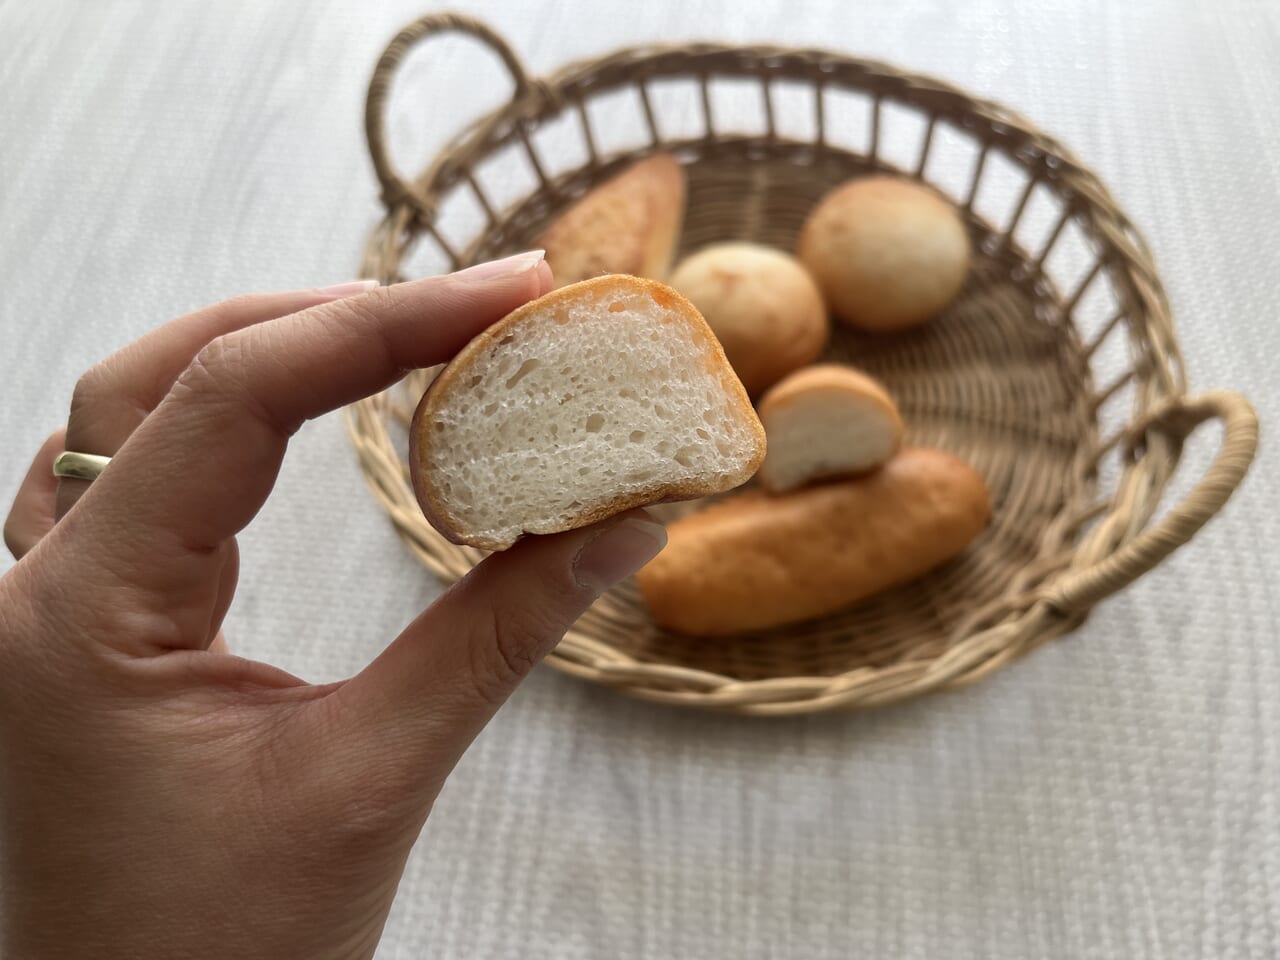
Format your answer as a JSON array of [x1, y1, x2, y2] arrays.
[[536, 153, 685, 289], [757, 365, 904, 493], [635, 448, 990, 635], [667, 243, 828, 397], [410, 275, 765, 551]]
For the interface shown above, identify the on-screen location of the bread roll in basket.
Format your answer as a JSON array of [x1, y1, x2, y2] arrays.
[[346, 13, 1258, 715]]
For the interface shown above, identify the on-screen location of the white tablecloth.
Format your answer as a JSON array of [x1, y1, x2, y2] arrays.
[[3, 1, 1277, 956]]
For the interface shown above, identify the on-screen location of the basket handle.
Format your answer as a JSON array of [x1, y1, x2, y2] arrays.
[[364, 13, 532, 213], [1045, 390, 1258, 613]]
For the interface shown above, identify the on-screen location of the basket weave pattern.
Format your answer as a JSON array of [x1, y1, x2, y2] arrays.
[[347, 14, 1257, 715]]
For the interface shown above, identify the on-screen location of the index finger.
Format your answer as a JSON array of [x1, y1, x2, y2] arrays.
[[65, 252, 551, 578]]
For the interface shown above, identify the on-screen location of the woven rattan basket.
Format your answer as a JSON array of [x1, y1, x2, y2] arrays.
[[347, 13, 1258, 715]]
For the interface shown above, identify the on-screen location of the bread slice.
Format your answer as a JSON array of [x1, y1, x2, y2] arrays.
[[410, 275, 766, 550], [536, 153, 685, 289], [757, 365, 905, 494]]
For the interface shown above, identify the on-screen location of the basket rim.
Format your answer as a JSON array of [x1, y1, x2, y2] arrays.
[[351, 13, 1258, 714], [369, 28, 1166, 307]]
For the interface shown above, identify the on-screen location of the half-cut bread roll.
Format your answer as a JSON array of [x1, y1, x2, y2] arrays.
[[537, 153, 686, 289], [758, 365, 905, 493], [410, 276, 766, 550]]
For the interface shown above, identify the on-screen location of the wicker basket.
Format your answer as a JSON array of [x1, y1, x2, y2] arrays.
[[346, 13, 1258, 715]]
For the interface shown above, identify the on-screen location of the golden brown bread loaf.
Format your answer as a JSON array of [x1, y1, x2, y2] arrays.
[[757, 365, 904, 493], [536, 153, 686, 289], [635, 448, 991, 635], [667, 243, 828, 397], [797, 176, 971, 332]]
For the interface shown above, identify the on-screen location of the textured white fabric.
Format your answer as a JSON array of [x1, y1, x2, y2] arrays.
[[2, 1, 1278, 956]]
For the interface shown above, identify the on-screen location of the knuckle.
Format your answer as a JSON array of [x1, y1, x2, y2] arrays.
[[207, 292, 266, 325], [70, 364, 110, 416], [343, 283, 398, 318], [172, 333, 249, 408], [173, 329, 302, 438], [69, 355, 149, 442], [315, 284, 402, 338], [311, 289, 384, 339], [188, 331, 245, 383]]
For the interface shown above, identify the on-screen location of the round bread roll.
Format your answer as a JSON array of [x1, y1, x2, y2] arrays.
[[667, 242, 828, 397], [758, 365, 904, 493], [797, 176, 971, 332]]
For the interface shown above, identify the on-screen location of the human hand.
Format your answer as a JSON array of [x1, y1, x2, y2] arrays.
[[0, 253, 667, 959]]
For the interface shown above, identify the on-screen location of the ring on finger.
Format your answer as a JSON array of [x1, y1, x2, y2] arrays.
[[52, 451, 112, 482]]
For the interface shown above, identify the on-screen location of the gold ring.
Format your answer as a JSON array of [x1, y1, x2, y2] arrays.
[[52, 451, 113, 482]]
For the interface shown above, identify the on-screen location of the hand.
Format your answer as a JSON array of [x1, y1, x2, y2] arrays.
[[0, 253, 667, 960]]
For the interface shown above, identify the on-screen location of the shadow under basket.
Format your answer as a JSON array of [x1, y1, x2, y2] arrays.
[[346, 13, 1258, 715]]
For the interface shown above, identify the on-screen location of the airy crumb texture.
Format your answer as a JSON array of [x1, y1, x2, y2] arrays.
[[411, 276, 765, 550], [758, 365, 905, 493]]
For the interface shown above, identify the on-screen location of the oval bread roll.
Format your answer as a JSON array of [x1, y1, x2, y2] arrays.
[[757, 365, 904, 493], [410, 276, 765, 551], [537, 153, 686, 289], [635, 448, 990, 636], [797, 176, 971, 332], [667, 243, 828, 397]]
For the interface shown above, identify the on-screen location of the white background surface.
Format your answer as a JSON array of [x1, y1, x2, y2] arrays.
[[3, 1, 1278, 956]]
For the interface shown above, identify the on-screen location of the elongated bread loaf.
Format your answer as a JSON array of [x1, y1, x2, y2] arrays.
[[537, 153, 686, 289], [410, 275, 765, 551], [757, 365, 904, 493], [635, 448, 990, 635]]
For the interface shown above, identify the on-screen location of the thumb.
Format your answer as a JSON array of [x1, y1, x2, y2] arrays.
[[329, 511, 665, 775]]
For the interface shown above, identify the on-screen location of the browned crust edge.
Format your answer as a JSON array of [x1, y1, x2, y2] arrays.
[[536, 153, 687, 286], [409, 274, 766, 551], [757, 365, 906, 493], [796, 175, 972, 332]]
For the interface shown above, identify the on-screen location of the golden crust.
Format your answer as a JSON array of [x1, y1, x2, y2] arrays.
[[757, 364, 902, 423], [756, 364, 906, 493], [667, 243, 829, 397], [797, 175, 971, 332], [635, 447, 991, 635], [537, 153, 686, 289], [409, 275, 766, 551]]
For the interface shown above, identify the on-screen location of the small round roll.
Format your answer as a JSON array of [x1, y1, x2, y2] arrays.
[[797, 176, 971, 332], [757, 365, 904, 494], [668, 242, 828, 397]]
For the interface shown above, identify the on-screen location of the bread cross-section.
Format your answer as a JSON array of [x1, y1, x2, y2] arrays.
[[410, 275, 766, 550]]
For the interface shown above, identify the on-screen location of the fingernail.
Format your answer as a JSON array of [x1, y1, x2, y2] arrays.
[[454, 249, 546, 283], [315, 279, 380, 297], [573, 517, 667, 592]]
